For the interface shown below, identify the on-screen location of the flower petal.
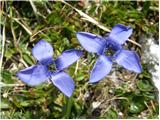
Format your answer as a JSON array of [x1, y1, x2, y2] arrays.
[[114, 49, 142, 73], [17, 65, 49, 86], [90, 55, 112, 83], [109, 24, 133, 45], [32, 39, 53, 65], [76, 32, 106, 54], [55, 49, 83, 70], [50, 72, 74, 97]]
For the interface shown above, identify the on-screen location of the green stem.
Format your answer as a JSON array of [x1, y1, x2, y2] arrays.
[[64, 96, 73, 119]]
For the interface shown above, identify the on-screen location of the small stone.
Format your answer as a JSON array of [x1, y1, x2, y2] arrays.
[[109, 89, 113, 93], [92, 101, 101, 109], [118, 112, 123, 116], [3, 93, 8, 98]]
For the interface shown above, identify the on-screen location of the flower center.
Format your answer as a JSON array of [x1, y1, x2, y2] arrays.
[[48, 63, 57, 72], [105, 44, 115, 56]]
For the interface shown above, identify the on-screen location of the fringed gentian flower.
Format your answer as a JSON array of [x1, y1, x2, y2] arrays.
[[17, 39, 83, 97], [76, 24, 142, 83]]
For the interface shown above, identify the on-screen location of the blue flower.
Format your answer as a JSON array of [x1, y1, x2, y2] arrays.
[[76, 24, 142, 83], [17, 39, 83, 97]]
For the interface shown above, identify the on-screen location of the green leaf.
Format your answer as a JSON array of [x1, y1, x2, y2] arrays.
[[129, 95, 146, 114], [4, 48, 16, 59], [1, 70, 14, 84], [76, 75, 85, 81], [73, 102, 83, 117], [46, 12, 63, 25], [137, 80, 153, 91], [19, 100, 34, 107], [23, 53, 34, 65], [0, 100, 10, 109], [114, 88, 124, 96], [143, 92, 155, 100], [101, 108, 118, 119], [142, 1, 151, 13], [129, 102, 145, 114]]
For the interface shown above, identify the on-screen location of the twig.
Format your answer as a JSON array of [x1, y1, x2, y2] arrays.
[[61, 1, 141, 48]]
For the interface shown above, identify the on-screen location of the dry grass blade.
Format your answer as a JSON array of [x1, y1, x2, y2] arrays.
[[61, 0, 141, 48], [0, 82, 25, 87], [2, 11, 33, 35], [0, 23, 6, 71], [12, 17, 32, 35], [29, 0, 46, 19]]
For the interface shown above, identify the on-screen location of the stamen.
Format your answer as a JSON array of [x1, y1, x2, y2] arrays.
[[105, 45, 115, 56]]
